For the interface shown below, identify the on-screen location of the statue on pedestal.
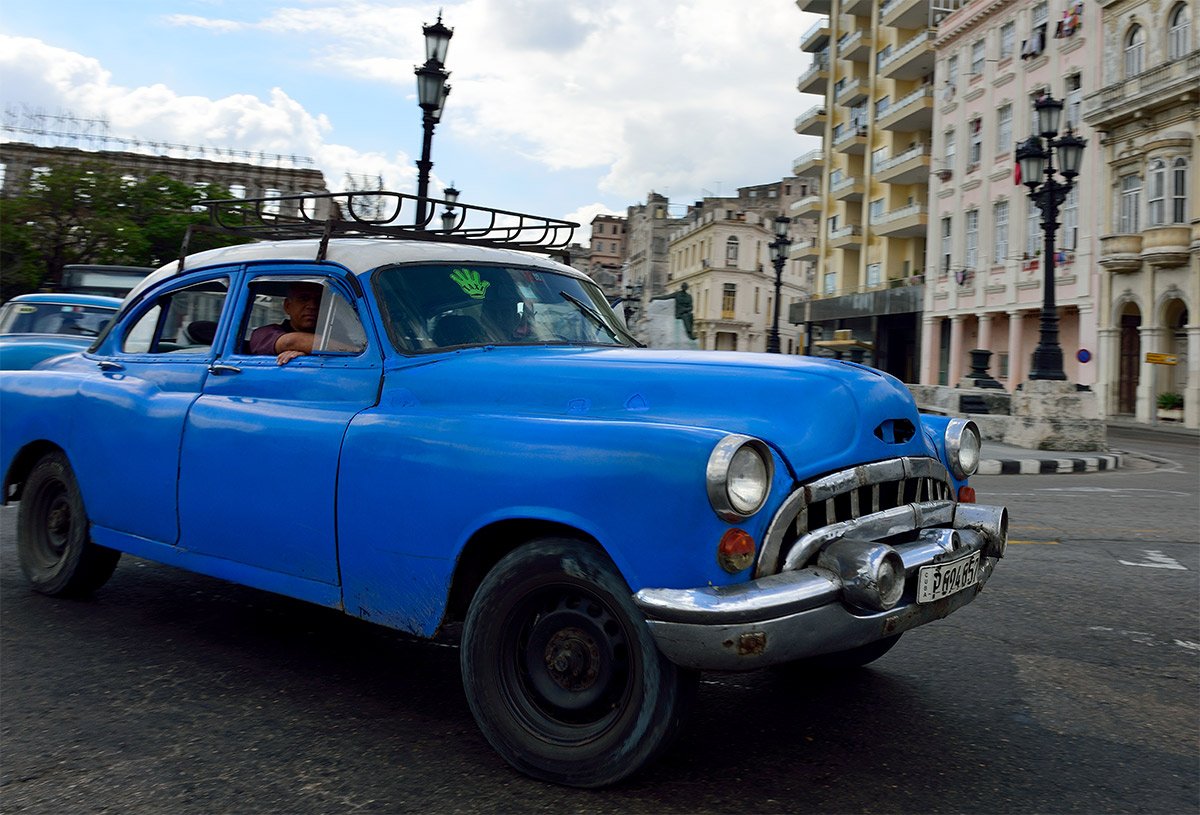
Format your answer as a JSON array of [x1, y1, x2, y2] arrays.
[[651, 282, 694, 340]]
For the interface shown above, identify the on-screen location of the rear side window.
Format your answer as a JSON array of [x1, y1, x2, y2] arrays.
[[122, 279, 229, 355]]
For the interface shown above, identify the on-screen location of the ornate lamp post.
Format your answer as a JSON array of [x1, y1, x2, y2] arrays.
[[766, 214, 792, 354], [1014, 93, 1086, 381], [440, 185, 460, 231], [414, 13, 453, 227]]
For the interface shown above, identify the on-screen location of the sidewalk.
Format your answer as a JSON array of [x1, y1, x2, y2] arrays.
[[978, 420, 1196, 475]]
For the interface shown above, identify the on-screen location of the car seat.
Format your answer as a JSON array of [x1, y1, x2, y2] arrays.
[[432, 314, 487, 347]]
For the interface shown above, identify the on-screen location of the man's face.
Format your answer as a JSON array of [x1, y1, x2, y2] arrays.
[[283, 284, 322, 332]]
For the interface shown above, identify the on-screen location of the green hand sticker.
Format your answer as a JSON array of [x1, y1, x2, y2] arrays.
[[450, 268, 490, 299]]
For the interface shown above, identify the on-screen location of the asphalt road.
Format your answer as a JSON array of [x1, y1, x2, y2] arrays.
[[1, 427, 1197, 814]]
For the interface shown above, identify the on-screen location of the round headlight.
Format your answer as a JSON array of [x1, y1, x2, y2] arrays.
[[946, 418, 981, 479], [706, 435, 774, 521]]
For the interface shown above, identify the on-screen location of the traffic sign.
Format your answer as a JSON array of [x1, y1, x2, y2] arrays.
[[1145, 353, 1178, 365]]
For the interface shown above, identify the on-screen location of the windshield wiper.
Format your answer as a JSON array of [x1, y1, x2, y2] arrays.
[[559, 290, 644, 347]]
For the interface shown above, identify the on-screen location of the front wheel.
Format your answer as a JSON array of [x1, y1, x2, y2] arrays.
[[17, 451, 120, 597], [461, 539, 697, 788]]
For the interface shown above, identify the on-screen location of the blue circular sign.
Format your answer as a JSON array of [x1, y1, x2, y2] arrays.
[[1077, 349, 1091, 363]]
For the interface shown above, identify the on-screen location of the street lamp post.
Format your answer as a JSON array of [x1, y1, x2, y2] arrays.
[[440, 185, 460, 231], [414, 13, 454, 227], [767, 215, 793, 354], [1014, 93, 1086, 381]]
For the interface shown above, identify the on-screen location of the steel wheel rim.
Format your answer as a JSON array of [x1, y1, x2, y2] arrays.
[[30, 479, 72, 569]]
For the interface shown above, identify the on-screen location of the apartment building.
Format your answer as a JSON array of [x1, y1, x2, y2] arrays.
[[588, 213, 628, 295], [1084, 0, 1198, 429], [921, 0, 1104, 394], [792, 0, 961, 383]]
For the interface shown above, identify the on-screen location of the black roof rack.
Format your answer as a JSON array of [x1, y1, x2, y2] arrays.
[[198, 190, 579, 258]]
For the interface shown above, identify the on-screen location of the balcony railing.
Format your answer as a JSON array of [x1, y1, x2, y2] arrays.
[[802, 17, 830, 44], [874, 143, 929, 172], [793, 148, 823, 168], [830, 176, 859, 194], [1084, 49, 1200, 122], [877, 203, 927, 224], [829, 225, 862, 240], [833, 126, 868, 147], [797, 54, 830, 85], [878, 30, 934, 72]]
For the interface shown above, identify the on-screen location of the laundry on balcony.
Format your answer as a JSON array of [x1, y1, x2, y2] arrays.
[[1054, 1, 1083, 38], [1020, 28, 1046, 59]]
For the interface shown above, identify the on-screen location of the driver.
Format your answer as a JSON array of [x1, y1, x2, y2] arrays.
[[481, 296, 534, 342], [248, 282, 322, 365]]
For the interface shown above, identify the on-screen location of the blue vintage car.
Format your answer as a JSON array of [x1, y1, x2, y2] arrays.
[[0, 193, 1007, 787], [0, 292, 122, 370]]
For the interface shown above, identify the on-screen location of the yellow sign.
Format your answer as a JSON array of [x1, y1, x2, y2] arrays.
[[1145, 353, 1178, 365]]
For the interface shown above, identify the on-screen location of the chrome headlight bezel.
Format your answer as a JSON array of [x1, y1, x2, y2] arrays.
[[946, 417, 981, 479], [706, 434, 774, 521]]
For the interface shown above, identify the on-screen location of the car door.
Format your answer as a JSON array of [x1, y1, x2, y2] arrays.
[[176, 265, 382, 591], [72, 271, 235, 545]]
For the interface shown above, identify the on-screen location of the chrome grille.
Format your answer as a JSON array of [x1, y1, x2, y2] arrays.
[[755, 457, 954, 577]]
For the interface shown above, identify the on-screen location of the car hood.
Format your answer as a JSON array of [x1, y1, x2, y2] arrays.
[[0, 335, 91, 371], [385, 347, 936, 480]]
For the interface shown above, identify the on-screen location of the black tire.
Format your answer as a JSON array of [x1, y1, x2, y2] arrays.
[[461, 538, 697, 788], [17, 451, 120, 597]]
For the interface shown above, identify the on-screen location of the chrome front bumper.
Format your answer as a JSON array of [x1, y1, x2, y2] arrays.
[[633, 501, 1007, 671]]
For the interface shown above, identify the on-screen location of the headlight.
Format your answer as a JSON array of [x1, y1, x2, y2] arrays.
[[706, 435, 774, 521], [946, 418, 981, 479]]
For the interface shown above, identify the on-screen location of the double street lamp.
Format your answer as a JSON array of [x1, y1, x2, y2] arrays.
[[1014, 92, 1086, 381], [766, 214, 793, 354], [414, 13, 454, 227]]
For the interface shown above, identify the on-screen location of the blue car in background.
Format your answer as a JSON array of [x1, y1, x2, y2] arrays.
[[0, 293, 122, 370], [0, 192, 1008, 787]]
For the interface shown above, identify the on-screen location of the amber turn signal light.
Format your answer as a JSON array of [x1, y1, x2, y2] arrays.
[[717, 528, 756, 573], [957, 486, 976, 503]]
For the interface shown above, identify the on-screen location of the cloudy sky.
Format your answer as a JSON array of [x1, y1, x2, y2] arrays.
[[1, 0, 822, 239]]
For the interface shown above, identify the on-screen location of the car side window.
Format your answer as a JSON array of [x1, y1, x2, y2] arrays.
[[121, 279, 229, 355], [237, 276, 367, 357]]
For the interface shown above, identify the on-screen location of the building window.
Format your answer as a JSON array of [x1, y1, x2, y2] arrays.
[[1169, 4, 1190, 59], [965, 209, 979, 268], [869, 198, 884, 222], [1000, 21, 1016, 59], [1024, 2, 1049, 58], [1173, 158, 1189, 223], [971, 39, 986, 75], [1066, 73, 1083, 129], [725, 237, 739, 265], [823, 272, 836, 295], [875, 96, 890, 118], [947, 54, 959, 89], [1062, 186, 1079, 250], [1026, 197, 1041, 257], [993, 200, 1009, 264], [996, 105, 1012, 156], [754, 287, 760, 314], [941, 216, 953, 277], [1119, 174, 1141, 233], [1032, 1, 1048, 26], [867, 263, 882, 286], [944, 128, 957, 170], [1149, 159, 1167, 226], [1125, 25, 1144, 77], [968, 119, 982, 169], [876, 44, 892, 70], [722, 283, 737, 318]]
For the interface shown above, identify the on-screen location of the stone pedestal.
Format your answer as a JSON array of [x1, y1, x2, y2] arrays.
[[1007, 380, 1108, 451], [641, 300, 699, 350]]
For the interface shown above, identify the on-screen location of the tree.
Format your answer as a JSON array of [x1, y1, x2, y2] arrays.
[[1, 162, 249, 300]]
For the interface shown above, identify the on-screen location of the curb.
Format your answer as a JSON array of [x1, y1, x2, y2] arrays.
[[977, 452, 1123, 476]]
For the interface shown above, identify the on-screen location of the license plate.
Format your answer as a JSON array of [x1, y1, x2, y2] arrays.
[[916, 552, 981, 603]]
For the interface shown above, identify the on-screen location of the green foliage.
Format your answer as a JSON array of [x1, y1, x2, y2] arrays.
[[1, 161, 251, 300], [1157, 392, 1183, 410]]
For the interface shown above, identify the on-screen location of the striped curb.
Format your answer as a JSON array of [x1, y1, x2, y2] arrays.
[[977, 452, 1123, 476]]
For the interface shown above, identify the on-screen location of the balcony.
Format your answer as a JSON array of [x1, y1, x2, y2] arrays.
[[1140, 225, 1191, 269], [797, 54, 830, 95], [791, 194, 823, 217], [795, 0, 832, 14], [842, 0, 873, 17], [801, 17, 830, 53], [833, 126, 869, 155], [881, 0, 932, 30], [828, 224, 863, 250], [837, 28, 873, 62], [876, 86, 934, 132], [873, 143, 931, 185], [792, 238, 820, 260], [873, 203, 928, 237], [793, 148, 824, 176], [831, 176, 865, 201], [1099, 234, 1143, 273], [1084, 49, 1200, 127], [835, 76, 869, 107], [878, 30, 935, 80], [794, 105, 827, 136]]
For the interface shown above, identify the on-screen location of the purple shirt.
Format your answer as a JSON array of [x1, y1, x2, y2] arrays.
[[248, 320, 294, 355]]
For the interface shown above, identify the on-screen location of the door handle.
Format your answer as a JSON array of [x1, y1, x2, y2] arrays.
[[98, 360, 124, 372], [207, 364, 242, 375]]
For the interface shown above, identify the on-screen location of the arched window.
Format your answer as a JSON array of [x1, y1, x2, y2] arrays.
[[1119, 174, 1141, 233], [725, 236, 739, 265], [1169, 4, 1190, 59], [1173, 158, 1189, 224], [1148, 159, 1167, 225], [1125, 25, 1144, 77]]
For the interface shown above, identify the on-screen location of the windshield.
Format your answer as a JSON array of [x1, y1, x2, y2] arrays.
[[373, 263, 635, 353], [0, 301, 117, 337]]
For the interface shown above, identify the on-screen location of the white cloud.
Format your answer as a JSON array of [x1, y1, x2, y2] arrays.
[[563, 202, 625, 244]]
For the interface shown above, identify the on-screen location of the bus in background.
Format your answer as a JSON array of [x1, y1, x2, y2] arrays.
[[60, 265, 155, 298]]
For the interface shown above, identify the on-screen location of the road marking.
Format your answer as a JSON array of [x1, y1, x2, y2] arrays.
[[1175, 640, 1200, 653], [1118, 550, 1188, 570]]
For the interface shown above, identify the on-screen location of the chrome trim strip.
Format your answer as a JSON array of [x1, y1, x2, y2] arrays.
[[633, 568, 840, 625]]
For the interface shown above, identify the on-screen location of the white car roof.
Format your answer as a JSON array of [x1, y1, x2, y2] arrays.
[[129, 238, 585, 304]]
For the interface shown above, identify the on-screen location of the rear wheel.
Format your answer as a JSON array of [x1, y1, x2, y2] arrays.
[[461, 538, 696, 787], [17, 452, 120, 597]]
